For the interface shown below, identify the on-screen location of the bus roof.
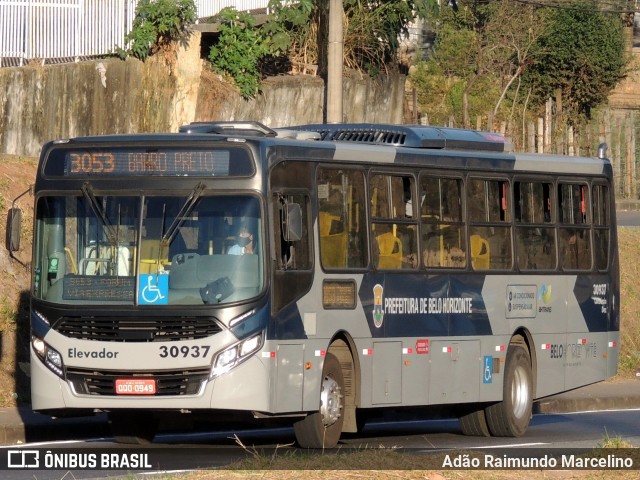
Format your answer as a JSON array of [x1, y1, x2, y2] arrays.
[[45, 122, 611, 177], [178, 121, 514, 153]]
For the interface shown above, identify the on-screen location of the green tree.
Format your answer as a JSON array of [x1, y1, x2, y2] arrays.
[[263, 0, 433, 75], [412, 0, 548, 128], [122, 0, 197, 60], [409, 23, 483, 127], [522, 0, 627, 120], [209, 1, 433, 97], [342, 0, 433, 74], [411, 0, 627, 135]]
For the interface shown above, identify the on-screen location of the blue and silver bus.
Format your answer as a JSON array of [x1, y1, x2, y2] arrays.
[[7, 122, 619, 447]]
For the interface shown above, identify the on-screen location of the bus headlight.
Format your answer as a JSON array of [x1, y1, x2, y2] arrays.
[[32, 336, 65, 378], [211, 331, 264, 379]]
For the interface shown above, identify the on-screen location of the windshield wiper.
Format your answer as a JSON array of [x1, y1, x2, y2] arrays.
[[161, 182, 206, 248], [82, 183, 117, 244]]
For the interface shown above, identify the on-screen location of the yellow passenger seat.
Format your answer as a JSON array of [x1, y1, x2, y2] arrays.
[[376, 231, 403, 269], [470, 234, 490, 270], [319, 212, 348, 268]]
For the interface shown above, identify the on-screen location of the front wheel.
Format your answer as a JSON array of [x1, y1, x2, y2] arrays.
[[294, 352, 344, 448], [485, 344, 533, 437]]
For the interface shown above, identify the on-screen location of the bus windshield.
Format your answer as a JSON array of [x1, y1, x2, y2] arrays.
[[33, 193, 264, 306]]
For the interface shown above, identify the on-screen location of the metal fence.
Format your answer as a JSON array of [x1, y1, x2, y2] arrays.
[[0, 0, 269, 67]]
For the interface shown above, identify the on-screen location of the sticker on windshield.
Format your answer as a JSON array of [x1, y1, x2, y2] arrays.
[[139, 274, 168, 305]]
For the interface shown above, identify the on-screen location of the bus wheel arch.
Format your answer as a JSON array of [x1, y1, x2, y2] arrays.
[[292, 332, 360, 447], [484, 333, 534, 437], [327, 333, 361, 433], [293, 350, 345, 447], [511, 328, 537, 400]]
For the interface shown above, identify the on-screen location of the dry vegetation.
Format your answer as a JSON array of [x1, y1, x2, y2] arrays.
[[158, 469, 640, 480], [617, 227, 640, 375]]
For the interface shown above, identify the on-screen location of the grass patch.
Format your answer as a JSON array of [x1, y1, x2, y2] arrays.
[[598, 429, 634, 449], [617, 228, 640, 376], [0, 296, 17, 332]]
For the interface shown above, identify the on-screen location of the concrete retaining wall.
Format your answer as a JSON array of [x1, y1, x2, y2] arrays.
[[0, 32, 405, 157]]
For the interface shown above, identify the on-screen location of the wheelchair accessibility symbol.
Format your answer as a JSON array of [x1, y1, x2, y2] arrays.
[[483, 356, 493, 384], [139, 274, 168, 305]]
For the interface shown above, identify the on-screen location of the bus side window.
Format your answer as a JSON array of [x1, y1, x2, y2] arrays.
[[514, 181, 556, 271], [369, 173, 417, 270], [592, 183, 610, 271], [419, 176, 466, 269], [558, 183, 591, 270], [275, 194, 311, 271], [467, 177, 512, 270], [317, 168, 367, 269]]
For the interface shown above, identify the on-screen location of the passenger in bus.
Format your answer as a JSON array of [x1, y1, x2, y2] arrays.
[[422, 239, 466, 268], [422, 216, 466, 268], [228, 225, 255, 255], [403, 252, 418, 268]]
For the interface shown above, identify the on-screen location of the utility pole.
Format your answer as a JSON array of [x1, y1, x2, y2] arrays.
[[326, 0, 344, 123]]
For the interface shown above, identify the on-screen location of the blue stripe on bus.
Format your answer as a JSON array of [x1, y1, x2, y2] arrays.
[[358, 273, 492, 338], [575, 274, 615, 333]]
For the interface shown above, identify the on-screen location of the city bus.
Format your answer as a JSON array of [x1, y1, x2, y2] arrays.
[[6, 122, 619, 448]]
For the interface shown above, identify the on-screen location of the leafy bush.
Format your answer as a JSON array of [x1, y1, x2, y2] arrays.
[[121, 0, 197, 60], [208, 8, 269, 98], [207, 1, 431, 97]]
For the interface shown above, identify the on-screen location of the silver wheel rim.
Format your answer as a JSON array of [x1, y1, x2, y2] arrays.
[[511, 364, 530, 419], [320, 374, 342, 427]]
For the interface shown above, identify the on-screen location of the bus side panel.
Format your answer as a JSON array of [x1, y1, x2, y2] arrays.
[[372, 341, 402, 404], [533, 333, 567, 399], [564, 274, 611, 390], [483, 275, 567, 399], [428, 340, 480, 405], [608, 331, 620, 378], [401, 339, 430, 405], [275, 344, 304, 411]]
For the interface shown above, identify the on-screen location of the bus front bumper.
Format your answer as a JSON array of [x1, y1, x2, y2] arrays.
[[30, 349, 272, 413]]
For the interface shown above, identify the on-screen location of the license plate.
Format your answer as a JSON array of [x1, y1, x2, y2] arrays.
[[114, 378, 156, 395]]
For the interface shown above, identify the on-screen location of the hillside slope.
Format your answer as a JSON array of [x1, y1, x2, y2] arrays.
[[0, 154, 36, 406]]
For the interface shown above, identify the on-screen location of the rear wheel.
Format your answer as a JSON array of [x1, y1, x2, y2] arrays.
[[459, 406, 490, 437], [485, 344, 533, 437], [294, 352, 344, 448], [108, 411, 158, 444]]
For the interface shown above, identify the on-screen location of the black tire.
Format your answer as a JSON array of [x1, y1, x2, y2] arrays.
[[355, 409, 368, 433], [459, 406, 491, 437], [294, 352, 344, 448], [108, 411, 158, 444], [485, 344, 533, 437]]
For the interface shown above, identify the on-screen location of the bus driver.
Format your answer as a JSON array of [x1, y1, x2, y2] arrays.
[[228, 225, 255, 255]]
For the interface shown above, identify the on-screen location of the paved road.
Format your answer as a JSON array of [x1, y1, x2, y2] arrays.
[[1, 379, 638, 447], [617, 210, 640, 226], [0, 380, 638, 479], [0, 408, 639, 479]]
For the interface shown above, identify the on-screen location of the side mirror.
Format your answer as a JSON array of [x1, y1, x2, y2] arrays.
[[283, 203, 302, 242], [6, 207, 22, 252]]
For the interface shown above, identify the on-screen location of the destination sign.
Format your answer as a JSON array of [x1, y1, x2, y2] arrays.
[[63, 275, 135, 301], [64, 150, 230, 176], [44, 146, 254, 177]]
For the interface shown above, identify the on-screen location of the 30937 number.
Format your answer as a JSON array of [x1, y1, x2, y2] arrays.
[[159, 345, 210, 359]]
